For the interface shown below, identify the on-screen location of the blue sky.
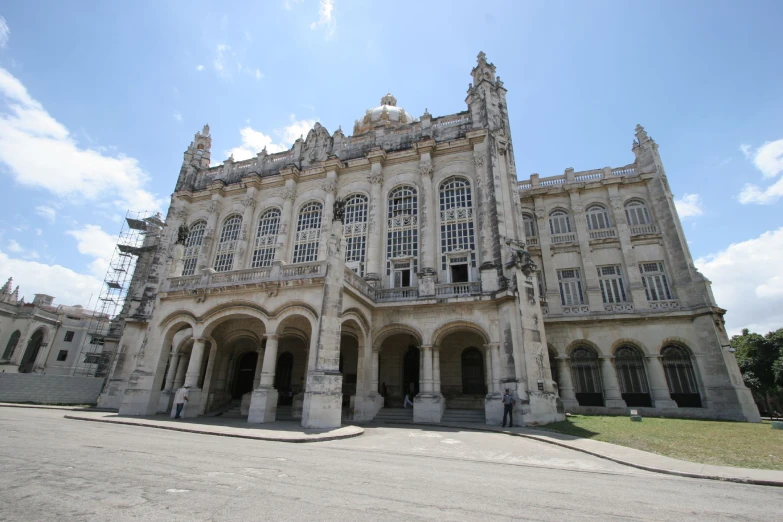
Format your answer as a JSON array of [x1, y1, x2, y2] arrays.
[[0, 1, 782, 334]]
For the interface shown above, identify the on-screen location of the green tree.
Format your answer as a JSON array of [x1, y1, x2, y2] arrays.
[[730, 328, 783, 415]]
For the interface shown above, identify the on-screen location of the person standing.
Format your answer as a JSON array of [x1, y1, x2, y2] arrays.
[[403, 391, 414, 408], [173, 385, 190, 419], [501, 388, 515, 427]]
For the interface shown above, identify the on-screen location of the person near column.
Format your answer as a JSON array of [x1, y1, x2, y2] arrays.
[[501, 388, 515, 427], [172, 385, 190, 419], [403, 391, 414, 408]]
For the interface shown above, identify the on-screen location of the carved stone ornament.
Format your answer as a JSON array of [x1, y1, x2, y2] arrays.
[[610, 197, 623, 212], [241, 197, 257, 208], [474, 154, 485, 168], [332, 198, 347, 222], [174, 208, 188, 220], [571, 204, 583, 214], [368, 171, 383, 185], [176, 223, 189, 245], [322, 179, 338, 195], [534, 208, 546, 221], [206, 200, 220, 214], [282, 187, 297, 201], [503, 237, 537, 277], [418, 162, 433, 178]]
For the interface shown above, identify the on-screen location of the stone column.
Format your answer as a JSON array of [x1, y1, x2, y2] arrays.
[[173, 353, 189, 390], [163, 352, 180, 392], [252, 344, 265, 389], [484, 346, 494, 395], [275, 171, 299, 263], [418, 156, 437, 274], [421, 345, 433, 393], [556, 357, 578, 409], [318, 168, 339, 261], [184, 338, 207, 388], [364, 151, 385, 286], [199, 343, 219, 414], [414, 343, 443, 423], [488, 343, 502, 394], [433, 346, 441, 395], [198, 197, 221, 271], [238, 189, 257, 269], [248, 334, 279, 423], [599, 356, 627, 408], [646, 355, 678, 409], [371, 349, 379, 393]]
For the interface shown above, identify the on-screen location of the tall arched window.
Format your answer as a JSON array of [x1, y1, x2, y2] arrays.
[[343, 194, 368, 275], [214, 215, 243, 272], [293, 202, 322, 264], [570, 347, 603, 406], [386, 186, 418, 287], [586, 204, 611, 230], [661, 345, 702, 407], [2, 330, 21, 359], [549, 209, 572, 235], [182, 221, 206, 276], [522, 213, 537, 238], [252, 209, 281, 268], [625, 200, 651, 226], [461, 347, 485, 395], [439, 177, 476, 282], [615, 346, 651, 407]]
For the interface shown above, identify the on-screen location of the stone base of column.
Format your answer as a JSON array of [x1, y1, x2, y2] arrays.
[[292, 392, 304, 419], [560, 397, 579, 411], [413, 393, 445, 423], [363, 273, 381, 288], [248, 387, 278, 423], [604, 398, 628, 409], [301, 371, 343, 429], [183, 388, 203, 418], [352, 393, 384, 422], [157, 390, 174, 413], [484, 394, 504, 425], [522, 392, 566, 425], [240, 391, 253, 416], [652, 398, 679, 409], [417, 273, 436, 297], [119, 386, 163, 416], [480, 265, 499, 293]]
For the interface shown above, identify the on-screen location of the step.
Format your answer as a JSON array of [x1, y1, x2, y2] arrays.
[[441, 409, 485, 424]]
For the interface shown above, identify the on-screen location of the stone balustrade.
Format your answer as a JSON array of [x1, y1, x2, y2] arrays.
[[435, 281, 481, 297], [526, 237, 539, 247], [164, 261, 326, 293], [588, 227, 618, 240], [519, 164, 638, 191], [551, 233, 577, 244], [629, 223, 659, 236]]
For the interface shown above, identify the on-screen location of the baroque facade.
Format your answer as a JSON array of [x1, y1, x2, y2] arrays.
[[99, 53, 759, 426]]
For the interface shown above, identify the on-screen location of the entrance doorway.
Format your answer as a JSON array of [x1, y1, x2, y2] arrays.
[[403, 346, 420, 398], [461, 348, 485, 394], [233, 351, 258, 399], [18, 329, 44, 373], [274, 352, 294, 405]]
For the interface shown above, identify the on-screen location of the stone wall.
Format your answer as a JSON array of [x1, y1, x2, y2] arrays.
[[0, 374, 104, 404]]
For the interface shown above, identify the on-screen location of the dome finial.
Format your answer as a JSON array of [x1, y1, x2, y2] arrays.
[[380, 93, 397, 107]]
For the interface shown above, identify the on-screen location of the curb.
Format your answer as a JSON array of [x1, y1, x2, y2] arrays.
[[374, 420, 783, 487], [0, 403, 115, 412], [63, 415, 364, 444]]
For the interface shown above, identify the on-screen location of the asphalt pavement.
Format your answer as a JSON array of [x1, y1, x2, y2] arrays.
[[0, 408, 779, 521]]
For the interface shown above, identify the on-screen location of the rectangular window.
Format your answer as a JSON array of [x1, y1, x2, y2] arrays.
[[64, 331, 75, 342], [449, 256, 469, 283], [536, 270, 546, 300], [213, 252, 234, 272], [392, 261, 412, 288], [251, 247, 275, 268], [557, 268, 584, 305], [597, 266, 627, 303], [640, 262, 673, 301], [56, 350, 68, 361]]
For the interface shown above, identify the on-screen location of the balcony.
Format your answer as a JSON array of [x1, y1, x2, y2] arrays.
[[375, 287, 419, 302], [649, 299, 679, 310], [343, 268, 484, 303], [588, 227, 617, 240], [435, 281, 482, 297], [164, 261, 326, 293], [630, 223, 659, 236], [526, 237, 539, 247], [551, 233, 577, 244]]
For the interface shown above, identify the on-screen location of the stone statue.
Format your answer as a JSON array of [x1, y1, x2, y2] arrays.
[[504, 237, 536, 277], [333, 198, 347, 222], [176, 223, 190, 245]]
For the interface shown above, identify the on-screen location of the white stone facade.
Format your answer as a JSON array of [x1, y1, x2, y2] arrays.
[[101, 53, 759, 426]]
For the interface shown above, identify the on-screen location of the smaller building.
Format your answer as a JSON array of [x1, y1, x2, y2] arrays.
[[0, 278, 109, 375]]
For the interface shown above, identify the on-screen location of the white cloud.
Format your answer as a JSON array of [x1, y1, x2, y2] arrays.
[[673, 193, 703, 218], [214, 43, 229, 74], [66, 224, 116, 278], [740, 143, 752, 158], [226, 115, 317, 161], [284, 0, 304, 9], [173, 112, 182, 122], [255, 68, 264, 80], [34, 228, 42, 236], [7, 239, 22, 253], [196, 64, 204, 71], [0, 16, 8, 48], [35, 205, 56, 223], [696, 227, 783, 335], [752, 139, 783, 178], [0, 250, 103, 307], [310, 0, 336, 40], [0, 68, 164, 212], [738, 138, 783, 205]]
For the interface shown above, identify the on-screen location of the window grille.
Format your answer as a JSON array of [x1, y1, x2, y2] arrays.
[[549, 210, 572, 235], [557, 268, 584, 305], [639, 262, 672, 301], [523, 213, 537, 238], [615, 346, 649, 394], [182, 221, 206, 276], [439, 177, 476, 271], [586, 204, 610, 230], [597, 265, 627, 303], [386, 186, 418, 276], [3, 330, 20, 359], [343, 194, 368, 275], [570, 347, 603, 406], [252, 209, 281, 268], [662, 345, 702, 407], [64, 331, 75, 342], [625, 200, 651, 226], [213, 215, 242, 272], [293, 202, 322, 264]]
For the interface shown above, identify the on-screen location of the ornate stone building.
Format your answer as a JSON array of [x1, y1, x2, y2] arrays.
[[99, 53, 759, 426]]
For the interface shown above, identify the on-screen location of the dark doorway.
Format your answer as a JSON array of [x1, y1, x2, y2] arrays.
[[461, 347, 485, 394], [450, 263, 469, 283], [403, 346, 420, 397], [275, 352, 294, 405], [233, 351, 258, 399], [18, 329, 44, 373]]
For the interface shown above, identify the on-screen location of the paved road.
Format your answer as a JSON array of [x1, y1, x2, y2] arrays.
[[0, 408, 778, 521]]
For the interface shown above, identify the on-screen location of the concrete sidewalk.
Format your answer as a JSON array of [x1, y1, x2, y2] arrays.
[[64, 411, 363, 443]]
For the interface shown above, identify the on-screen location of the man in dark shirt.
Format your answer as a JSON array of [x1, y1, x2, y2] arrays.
[[502, 389, 515, 427]]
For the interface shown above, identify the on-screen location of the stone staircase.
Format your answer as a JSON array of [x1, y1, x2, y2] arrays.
[[441, 409, 485, 424], [217, 400, 243, 418], [372, 407, 414, 423]]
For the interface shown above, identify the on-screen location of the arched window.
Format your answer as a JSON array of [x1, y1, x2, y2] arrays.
[[182, 221, 206, 276], [586, 204, 611, 230], [19, 329, 44, 373], [615, 346, 651, 407], [625, 200, 651, 226], [213, 215, 243, 272], [252, 209, 281, 268], [343, 194, 368, 275], [661, 345, 702, 407], [2, 330, 21, 360], [387, 186, 418, 287], [570, 347, 603, 406], [522, 213, 537, 238], [440, 177, 476, 282], [293, 202, 322, 264], [461, 347, 485, 395], [549, 209, 571, 235]]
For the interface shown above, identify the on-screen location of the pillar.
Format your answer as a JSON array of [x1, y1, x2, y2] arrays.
[[413, 343, 444, 423], [163, 352, 180, 392], [599, 356, 627, 408], [646, 356, 678, 409], [555, 357, 578, 409], [484, 346, 494, 395], [199, 343, 219, 413], [433, 346, 441, 395], [318, 168, 338, 260], [419, 159, 437, 273], [198, 197, 221, 270], [248, 334, 280, 423], [364, 154, 385, 285], [252, 345, 264, 388], [275, 173, 298, 263], [371, 349, 379, 393], [173, 353, 189, 389], [184, 338, 207, 387], [238, 188, 257, 269], [488, 343, 502, 394], [259, 334, 279, 387], [421, 345, 433, 393]]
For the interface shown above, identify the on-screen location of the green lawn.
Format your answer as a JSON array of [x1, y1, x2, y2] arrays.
[[532, 415, 783, 471]]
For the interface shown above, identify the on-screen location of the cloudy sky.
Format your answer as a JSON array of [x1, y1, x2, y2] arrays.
[[0, 1, 781, 335]]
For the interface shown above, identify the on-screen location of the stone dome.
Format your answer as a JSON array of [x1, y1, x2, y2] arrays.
[[353, 93, 417, 135]]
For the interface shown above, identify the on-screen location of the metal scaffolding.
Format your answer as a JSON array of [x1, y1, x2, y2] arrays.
[[73, 210, 156, 378]]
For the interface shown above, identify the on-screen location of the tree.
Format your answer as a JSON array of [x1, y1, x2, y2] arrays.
[[730, 328, 783, 416]]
